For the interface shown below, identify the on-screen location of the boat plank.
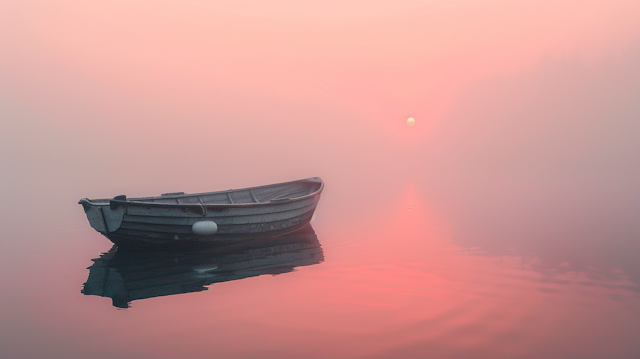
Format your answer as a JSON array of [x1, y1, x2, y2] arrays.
[[121, 206, 317, 233], [123, 197, 318, 218], [123, 202, 318, 225]]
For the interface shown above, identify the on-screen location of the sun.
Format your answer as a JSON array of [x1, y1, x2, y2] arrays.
[[406, 117, 415, 127]]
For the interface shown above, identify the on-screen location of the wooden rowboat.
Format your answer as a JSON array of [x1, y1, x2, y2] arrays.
[[79, 177, 323, 247]]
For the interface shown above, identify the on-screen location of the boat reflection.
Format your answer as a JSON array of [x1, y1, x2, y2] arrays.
[[82, 224, 323, 308]]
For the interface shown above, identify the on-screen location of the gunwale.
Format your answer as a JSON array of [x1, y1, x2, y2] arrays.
[[80, 177, 323, 209]]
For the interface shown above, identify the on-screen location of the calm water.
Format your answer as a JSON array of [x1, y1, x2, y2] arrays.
[[2, 2, 640, 358]]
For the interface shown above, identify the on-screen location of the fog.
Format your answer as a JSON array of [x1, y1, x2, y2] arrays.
[[2, 1, 640, 358]]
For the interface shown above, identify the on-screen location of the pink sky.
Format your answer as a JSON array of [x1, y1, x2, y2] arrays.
[[3, 1, 640, 130], [2, 1, 640, 202]]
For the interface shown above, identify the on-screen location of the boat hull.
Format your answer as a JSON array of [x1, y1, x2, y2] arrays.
[[79, 178, 323, 248]]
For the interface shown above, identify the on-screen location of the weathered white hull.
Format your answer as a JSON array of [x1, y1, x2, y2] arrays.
[[79, 177, 323, 247]]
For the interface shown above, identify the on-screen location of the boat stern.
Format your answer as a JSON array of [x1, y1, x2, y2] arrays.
[[79, 198, 125, 234]]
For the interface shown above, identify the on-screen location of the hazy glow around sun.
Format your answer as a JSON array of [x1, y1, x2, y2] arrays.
[[406, 117, 415, 127]]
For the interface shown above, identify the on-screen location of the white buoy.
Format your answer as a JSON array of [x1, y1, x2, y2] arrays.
[[192, 221, 218, 235], [406, 117, 416, 127]]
